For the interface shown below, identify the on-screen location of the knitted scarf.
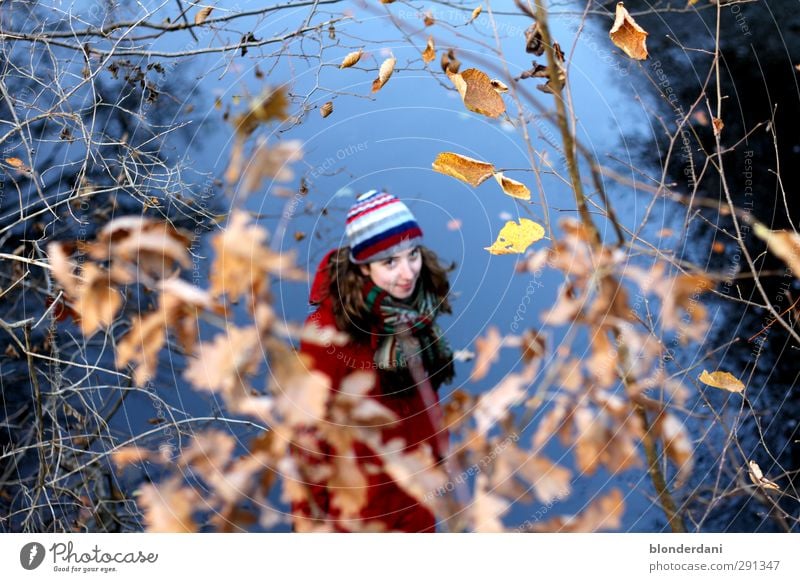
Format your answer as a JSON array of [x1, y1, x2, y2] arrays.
[[362, 278, 455, 392]]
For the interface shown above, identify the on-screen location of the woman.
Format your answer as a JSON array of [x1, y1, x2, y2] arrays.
[[292, 189, 456, 532]]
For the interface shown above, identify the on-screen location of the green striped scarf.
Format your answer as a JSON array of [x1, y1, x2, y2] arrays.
[[362, 279, 455, 391]]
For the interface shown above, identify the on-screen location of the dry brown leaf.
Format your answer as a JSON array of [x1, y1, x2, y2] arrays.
[[529, 489, 624, 532], [371, 56, 396, 93], [232, 88, 289, 139], [47, 242, 80, 296], [753, 223, 800, 276], [747, 460, 780, 491], [609, 2, 648, 60], [116, 306, 171, 386], [320, 101, 333, 118], [239, 139, 303, 196], [328, 454, 368, 518], [75, 263, 122, 336], [492, 444, 572, 504], [440, 48, 461, 74], [274, 367, 332, 427], [372, 437, 448, 513], [493, 172, 531, 200], [183, 326, 263, 398], [111, 446, 154, 468], [432, 152, 495, 187], [210, 210, 307, 300], [86, 217, 192, 279], [699, 369, 745, 393], [5, 157, 24, 168], [422, 37, 436, 64], [658, 413, 693, 485], [137, 478, 199, 533], [468, 5, 482, 24], [447, 68, 506, 118], [424, 11, 435, 26], [712, 117, 724, 136], [194, 6, 213, 25], [490, 79, 509, 93], [470, 325, 502, 382], [473, 365, 536, 435], [471, 474, 509, 532], [339, 49, 363, 69], [485, 218, 545, 255]]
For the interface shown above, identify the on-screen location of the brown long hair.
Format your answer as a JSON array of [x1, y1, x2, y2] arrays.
[[325, 245, 456, 344]]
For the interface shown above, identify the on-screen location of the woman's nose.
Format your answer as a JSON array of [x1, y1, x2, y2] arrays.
[[398, 261, 414, 280]]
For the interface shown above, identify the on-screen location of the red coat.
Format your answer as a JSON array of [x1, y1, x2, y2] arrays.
[[292, 249, 447, 532]]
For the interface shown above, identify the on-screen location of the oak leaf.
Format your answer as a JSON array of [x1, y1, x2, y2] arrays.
[[432, 152, 495, 186], [699, 369, 745, 393], [447, 68, 506, 118], [609, 2, 648, 60], [485, 218, 545, 255], [493, 172, 531, 200]]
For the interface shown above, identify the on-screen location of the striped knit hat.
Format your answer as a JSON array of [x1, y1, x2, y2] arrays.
[[346, 189, 424, 264]]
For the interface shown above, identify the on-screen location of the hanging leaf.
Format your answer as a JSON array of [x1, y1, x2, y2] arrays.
[[490, 79, 509, 93], [747, 460, 780, 491], [712, 117, 724, 136], [5, 157, 24, 168], [432, 152, 495, 186], [468, 5, 482, 24], [422, 37, 436, 64], [441, 48, 461, 74], [424, 11, 435, 26], [493, 172, 531, 200], [752, 222, 800, 276], [448, 68, 506, 118], [470, 325, 502, 382], [485, 218, 545, 255], [609, 2, 649, 60], [194, 6, 213, 25], [320, 101, 333, 118], [371, 56, 396, 93], [698, 369, 745, 393], [339, 49, 363, 69]]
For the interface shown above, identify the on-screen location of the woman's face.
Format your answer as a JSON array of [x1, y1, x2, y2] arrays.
[[359, 246, 422, 300]]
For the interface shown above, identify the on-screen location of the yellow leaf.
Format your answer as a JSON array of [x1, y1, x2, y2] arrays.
[[747, 460, 780, 491], [432, 152, 495, 187], [485, 218, 545, 255], [231, 87, 289, 139], [422, 36, 436, 64], [5, 157, 24, 168], [609, 2, 648, 60], [320, 101, 333, 118], [753, 222, 800, 276], [493, 172, 531, 200], [468, 5, 482, 24], [371, 56, 396, 93], [448, 68, 506, 118], [339, 49, 363, 69], [699, 369, 745, 393], [194, 6, 213, 25]]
